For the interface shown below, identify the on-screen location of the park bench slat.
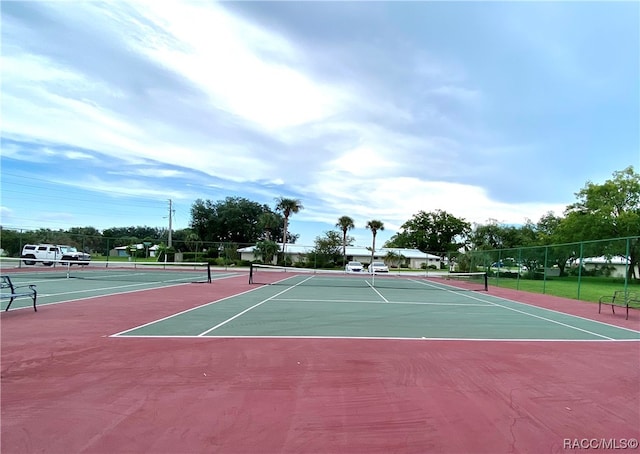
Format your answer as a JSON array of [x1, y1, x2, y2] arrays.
[[598, 290, 638, 320], [1, 275, 37, 312]]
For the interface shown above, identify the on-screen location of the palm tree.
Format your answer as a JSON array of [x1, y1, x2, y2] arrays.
[[275, 197, 303, 261], [336, 216, 355, 267], [384, 250, 406, 269], [366, 220, 385, 264], [258, 212, 280, 241]]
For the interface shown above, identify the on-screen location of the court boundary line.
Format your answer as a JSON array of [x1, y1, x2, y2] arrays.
[[366, 280, 389, 302], [271, 298, 491, 306], [111, 274, 306, 336], [197, 276, 316, 336], [462, 292, 615, 340], [0, 273, 241, 312], [109, 273, 640, 339], [485, 294, 640, 335], [406, 278, 633, 339], [111, 334, 640, 342], [401, 277, 640, 335]]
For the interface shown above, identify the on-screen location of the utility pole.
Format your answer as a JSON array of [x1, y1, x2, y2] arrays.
[[168, 199, 173, 248]]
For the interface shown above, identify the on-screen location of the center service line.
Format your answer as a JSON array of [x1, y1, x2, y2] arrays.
[[198, 275, 316, 336]]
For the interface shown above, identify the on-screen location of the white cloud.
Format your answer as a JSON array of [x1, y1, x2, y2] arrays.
[[129, 1, 349, 131], [2, 1, 612, 240], [305, 176, 566, 231]]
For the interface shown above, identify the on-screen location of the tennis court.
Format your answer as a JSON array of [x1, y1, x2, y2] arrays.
[[2, 264, 639, 453], [114, 268, 639, 341], [0, 260, 221, 309]]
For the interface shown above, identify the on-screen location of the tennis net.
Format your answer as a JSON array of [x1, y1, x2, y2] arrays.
[[0, 258, 212, 284], [249, 264, 487, 291]]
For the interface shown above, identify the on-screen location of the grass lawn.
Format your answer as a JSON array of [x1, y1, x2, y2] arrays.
[[488, 275, 639, 304]]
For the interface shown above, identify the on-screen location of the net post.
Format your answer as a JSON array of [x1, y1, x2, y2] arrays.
[[483, 272, 488, 291], [249, 263, 254, 284], [207, 262, 212, 283]]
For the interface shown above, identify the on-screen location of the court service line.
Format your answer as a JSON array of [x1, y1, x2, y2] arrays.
[[366, 281, 389, 302], [197, 276, 316, 336], [408, 281, 614, 340], [404, 278, 639, 335], [110, 281, 276, 336], [20, 273, 238, 300], [407, 280, 616, 340], [3, 281, 203, 312], [271, 297, 491, 306]]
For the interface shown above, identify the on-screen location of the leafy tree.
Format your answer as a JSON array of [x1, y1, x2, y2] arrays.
[[275, 197, 303, 254], [184, 231, 201, 253], [366, 220, 384, 263], [190, 197, 279, 245], [562, 166, 640, 278], [468, 219, 530, 251], [536, 212, 564, 244], [67, 226, 103, 253], [336, 216, 355, 266], [254, 240, 280, 264], [387, 210, 470, 255], [384, 250, 406, 268], [0, 227, 32, 256], [528, 212, 574, 275], [189, 199, 216, 243], [308, 231, 343, 268], [258, 212, 284, 241]]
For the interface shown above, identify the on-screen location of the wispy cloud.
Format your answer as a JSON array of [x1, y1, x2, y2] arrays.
[[1, 1, 636, 242]]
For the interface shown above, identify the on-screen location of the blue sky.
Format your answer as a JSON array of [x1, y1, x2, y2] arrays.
[[1, 1, 638, 247]]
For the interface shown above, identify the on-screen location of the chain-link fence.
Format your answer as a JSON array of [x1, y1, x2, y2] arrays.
[[461, 236, 639, 301], [2, 228, 637, 301], [0, 228, 249, 265]]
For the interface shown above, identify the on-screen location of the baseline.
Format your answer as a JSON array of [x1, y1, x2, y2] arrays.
[[393, 279, 640, 339]]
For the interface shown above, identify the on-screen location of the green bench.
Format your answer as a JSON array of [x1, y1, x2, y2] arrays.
[[1, 275, 37, 312], [598, 290, 639, 320]]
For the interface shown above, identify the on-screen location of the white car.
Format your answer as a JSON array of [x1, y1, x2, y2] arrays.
[[21, 244, 91, 266], [345, 261, 363, 273], [368, 261, 389, 273]]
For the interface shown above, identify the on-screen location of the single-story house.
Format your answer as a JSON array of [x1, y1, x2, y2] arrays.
[[110, 244, 159, 258], [237, 244, 312, 264], [237, 244, 441, 269], [572, 256, 635, 278]]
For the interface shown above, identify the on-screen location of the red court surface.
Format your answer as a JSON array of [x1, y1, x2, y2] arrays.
[[2, 274, 639, 453]]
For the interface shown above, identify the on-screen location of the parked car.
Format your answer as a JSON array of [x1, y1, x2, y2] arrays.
[[345, 261, 363, 273], [21, 244, 91, 266], [368, 261, 389, 273]]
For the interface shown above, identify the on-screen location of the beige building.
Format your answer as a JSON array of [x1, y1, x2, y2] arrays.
[[237, 244, 441, 269]]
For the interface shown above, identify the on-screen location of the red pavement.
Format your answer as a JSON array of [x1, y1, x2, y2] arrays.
[[1, 275, 639, 453]]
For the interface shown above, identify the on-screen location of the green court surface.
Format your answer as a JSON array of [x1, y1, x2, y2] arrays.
[[0, 268, 238, 310], [114, 276, 640, 341]]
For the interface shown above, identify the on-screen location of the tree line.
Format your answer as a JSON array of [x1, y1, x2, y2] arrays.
[[302, 167, 639, 275], [1, 167, 638, 275]]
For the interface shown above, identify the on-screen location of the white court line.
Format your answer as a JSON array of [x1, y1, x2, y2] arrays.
[[112, 273, 305, 336], [4, 273, 240, 308], [5, 273, 213, 286], [404, 279, 618, 340], [2, 282, 197, 312], [111, 284, 266, 336], [197, 276, 316, 336], [367, 281, 389, 302], [112, 334, 640, 342], [110, 274, 639, 340], [271, 298, 491, 306], [3, 273, 239, 312]]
